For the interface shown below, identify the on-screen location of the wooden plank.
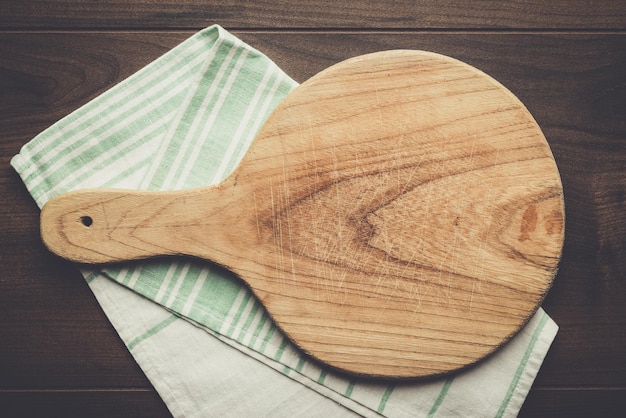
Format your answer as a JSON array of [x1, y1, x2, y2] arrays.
[[0, 32, 188, 142], [520, 389, 626, 417], [1, 0, 625, 30], [2, 387, 625, 418], [2, 387, 626, 418], [1, 30, 624, 415], [1, 390, 171, 418], [2, 30, 625, 386]]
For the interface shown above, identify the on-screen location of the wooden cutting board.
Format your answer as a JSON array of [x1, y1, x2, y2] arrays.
[[40, 50, 564, 379]]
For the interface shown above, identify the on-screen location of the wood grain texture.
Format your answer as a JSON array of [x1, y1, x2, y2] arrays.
[[2, 0, 625, 413], [1, 390, 171, 418], [40, 50, 564, 378], [2, 0, 626, 29], [519, 389, 626, 418]]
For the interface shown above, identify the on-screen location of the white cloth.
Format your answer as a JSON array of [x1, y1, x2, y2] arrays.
[[12, 25, 557, 417]]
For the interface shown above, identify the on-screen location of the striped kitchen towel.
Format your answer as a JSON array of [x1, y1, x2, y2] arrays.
[[12, 25, 558, 417]]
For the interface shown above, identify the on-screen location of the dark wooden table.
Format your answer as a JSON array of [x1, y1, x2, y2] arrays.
[[1, 2, 625, 417]]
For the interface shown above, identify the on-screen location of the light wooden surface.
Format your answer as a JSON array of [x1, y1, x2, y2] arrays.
[[2, 1, 625, 416], [41, 50, 564, 378]]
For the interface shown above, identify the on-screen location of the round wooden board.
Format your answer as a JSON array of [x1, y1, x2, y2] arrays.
[[238, 50, 565, 377], [41, 50, 565, 378]]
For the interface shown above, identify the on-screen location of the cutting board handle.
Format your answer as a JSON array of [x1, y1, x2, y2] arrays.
[[40, 187, 231, 264]]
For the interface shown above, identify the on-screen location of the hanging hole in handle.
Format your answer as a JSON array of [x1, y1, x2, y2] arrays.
[[80, 216, 93, 227]]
